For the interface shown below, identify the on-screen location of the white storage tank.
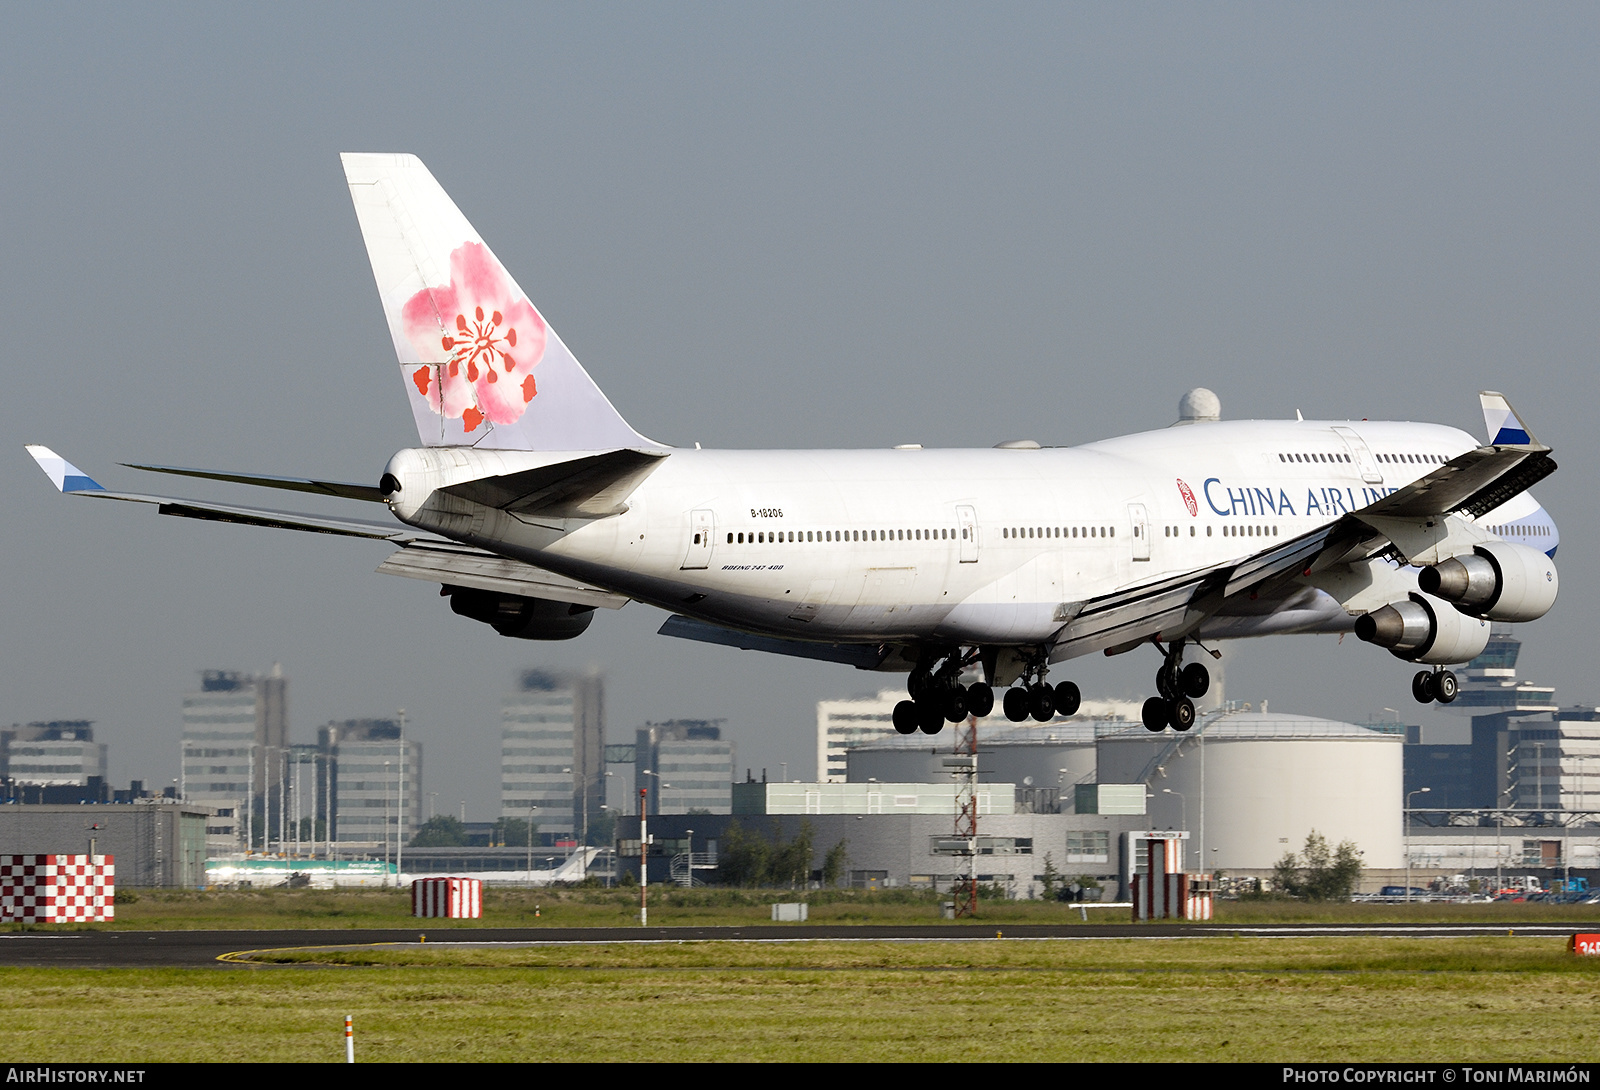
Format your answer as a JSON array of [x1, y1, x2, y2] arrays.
[[1097, 712, 1403, 871]]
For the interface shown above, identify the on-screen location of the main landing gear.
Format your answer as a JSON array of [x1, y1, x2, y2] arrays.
[[891, 648, 1081, 736], [1412, 668, 1459, 705], [1141, 640, 1212, 733]]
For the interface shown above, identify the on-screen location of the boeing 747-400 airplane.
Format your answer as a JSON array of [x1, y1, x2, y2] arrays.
[[28, 154, 1560, 735]]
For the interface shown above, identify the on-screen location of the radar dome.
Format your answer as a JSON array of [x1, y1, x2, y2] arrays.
[[1177, 387, 1221, 424]]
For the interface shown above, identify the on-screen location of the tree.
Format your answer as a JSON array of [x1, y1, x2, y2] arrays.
[[1272, 831, 1363, 901], [821, 839, 850, 888], [770, 821, 815, 888], [715, 821, 820, 887], [715, 821, 772, 887], [1039, 853, 1062, 901], [410, 815, 469, 847], [495, 816, 535, 848]]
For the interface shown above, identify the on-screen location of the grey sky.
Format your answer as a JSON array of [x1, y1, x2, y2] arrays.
[[2, 5, 1594, 814]]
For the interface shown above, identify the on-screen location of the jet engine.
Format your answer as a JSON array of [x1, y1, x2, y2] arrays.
[[443, 584, 595, 640], [1354, 593, 1490, 665], [1417, 541, 1558, 623]]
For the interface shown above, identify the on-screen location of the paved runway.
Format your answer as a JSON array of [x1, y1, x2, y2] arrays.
[[0, 921, 1587, 968]]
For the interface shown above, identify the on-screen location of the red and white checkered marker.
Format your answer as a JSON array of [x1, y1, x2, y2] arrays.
[[411, 877, 481, 918], [0, 855, 114, 922]]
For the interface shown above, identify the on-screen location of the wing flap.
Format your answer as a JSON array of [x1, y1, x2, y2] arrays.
[[658, 615, 892, 669], [376, 541, 628, 609]]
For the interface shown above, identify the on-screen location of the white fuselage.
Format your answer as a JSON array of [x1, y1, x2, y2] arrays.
[[383, 418, 1558, 656]]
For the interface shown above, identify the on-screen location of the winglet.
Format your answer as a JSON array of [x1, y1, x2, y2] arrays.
[[25, 445, 105, 493], [1480, 392, 1540, 447]]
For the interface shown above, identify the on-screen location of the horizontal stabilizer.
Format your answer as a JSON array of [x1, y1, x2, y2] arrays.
[[376, 540, 628, 609], [26, 445, 416, 540], [122, 463, 386, 503], [659, 615, 890, 669], [441, 448, 668, 518]]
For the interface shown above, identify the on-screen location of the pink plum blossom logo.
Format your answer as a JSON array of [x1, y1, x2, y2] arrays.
[[1176, 479, 1198, 517], [400, 242, 545, 433]]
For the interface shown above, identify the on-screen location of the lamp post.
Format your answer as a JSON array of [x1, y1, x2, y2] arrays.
[[1405, 787, 1431, 903], [526, 800, 539, 882], [383, 760, 392, 886], [397, 709, 406, 886]]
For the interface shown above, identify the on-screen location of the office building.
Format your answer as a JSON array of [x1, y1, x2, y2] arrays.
[[500, 669, 604, 841], [321, 718, 422, 852], [2, 721, 106, 786], [636, 720, 734, 815], [180, 666, 287, 851], [816, 690, 902, 783]]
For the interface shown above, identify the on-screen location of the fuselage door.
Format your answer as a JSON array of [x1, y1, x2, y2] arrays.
[[956, 505, 979, 563], [1128, 503, 1151, 561], [1332, 426, 1384, 484], [681, 509, 714, 570]]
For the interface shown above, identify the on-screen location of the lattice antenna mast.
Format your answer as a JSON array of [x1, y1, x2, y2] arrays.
[[950, 715, 979, 918]]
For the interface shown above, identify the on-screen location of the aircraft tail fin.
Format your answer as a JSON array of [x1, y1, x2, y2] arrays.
[[341, 153, 661, 452], [1480, 391, 1542, 448]]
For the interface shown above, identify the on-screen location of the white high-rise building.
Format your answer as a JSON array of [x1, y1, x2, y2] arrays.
[[321, 719, 422, 853], [501, 670, 604, 841], [816, 690, 903, 783], [180, 666, 287, 851], [636, 721, 734, 814]]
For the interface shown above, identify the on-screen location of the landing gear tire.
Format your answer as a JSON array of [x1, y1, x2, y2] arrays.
[[1179, 663, 1210, 699], [1142, 696, 1169, 732], [892, 700, 919, 735], [1052, 681, 1081, 717], [1434, 670, 1459, 704], [943, 687, 969, 724], [1003, 687, 1030, 723], [1412, 671, 1436, 704], [966, 682, 995, 719], [1029, 685, 1056, 722], [1156, 666, 1176, 701], [915, 699, 945, 735], [1169, 697, 1196, 732]]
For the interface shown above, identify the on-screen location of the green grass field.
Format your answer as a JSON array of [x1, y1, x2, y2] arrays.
[[55, 885, 1600, 931], [3, 937, 1598, 1062]]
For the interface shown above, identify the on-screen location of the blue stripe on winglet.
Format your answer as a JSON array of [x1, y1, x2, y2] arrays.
[[61, 474, 103, 493], [1492, 427, 1531, 445]]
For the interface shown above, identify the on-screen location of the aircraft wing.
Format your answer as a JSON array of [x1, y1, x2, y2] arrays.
[[27, 445, 414, 541], [1060, 397, 1555, 657], [376, 540, 628, 610]]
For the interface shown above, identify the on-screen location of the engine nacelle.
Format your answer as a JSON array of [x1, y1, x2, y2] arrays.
[[1417, 541, 1558, 623], [1354, 593, 1491, 665], [443, 585, 595, 640]]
